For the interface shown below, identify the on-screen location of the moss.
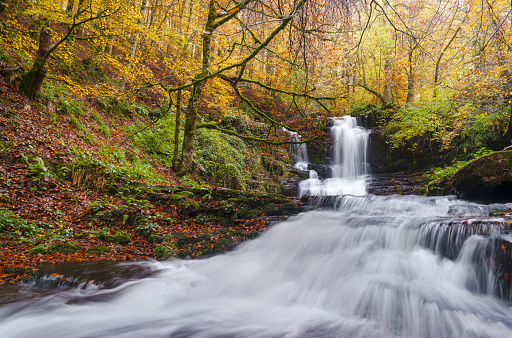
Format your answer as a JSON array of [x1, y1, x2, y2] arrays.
[[30, 242, 80, 255], [449, 151, 512, 199], [113, 232, 131, 244], [99, 231, 131, 244], [237, 208, 263, 219], [153, 239, 177, 259], [88, 245, 109, 255]]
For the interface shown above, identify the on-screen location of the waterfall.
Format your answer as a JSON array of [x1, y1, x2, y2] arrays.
[[287, 130, 309, 171], [1, 195, 512, 337], [299, 116, 370, 196], [2, 117, 512, 338]]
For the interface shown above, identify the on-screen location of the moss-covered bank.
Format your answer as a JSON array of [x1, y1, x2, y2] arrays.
[[447, 151, 512, 200]]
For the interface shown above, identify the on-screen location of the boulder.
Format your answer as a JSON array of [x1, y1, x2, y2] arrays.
[[307, 163, 330, 178], [448, 151, 512, 201]]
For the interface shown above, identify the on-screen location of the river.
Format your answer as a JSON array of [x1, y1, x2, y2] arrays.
[[0, 117, 511, 337]]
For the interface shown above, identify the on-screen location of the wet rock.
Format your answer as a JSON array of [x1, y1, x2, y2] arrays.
[[307, 163, 330, 179], [448, 151, 512, 201], [280, 166, 308, 196], [369, 128, 391, 173], [367, 172, 423, 195]]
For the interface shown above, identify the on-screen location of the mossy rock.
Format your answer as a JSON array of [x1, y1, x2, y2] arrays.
[[448, 151, 512, 200], [88, 246, 109, 255], [113, 232, 131, 244], [494, 237, 512, 299], [237, 208, 263, 219], [153, 238, 177, 259], [30, 243, 80, 255], [98, 231, 131, 244]]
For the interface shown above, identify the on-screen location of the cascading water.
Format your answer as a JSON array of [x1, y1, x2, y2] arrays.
[[299, 116, 370, 196], [285, 129, 309, 171], [2, 117, 512, 337], [1, 195, 512, 337]]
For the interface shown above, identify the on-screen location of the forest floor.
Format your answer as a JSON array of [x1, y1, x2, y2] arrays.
[[0, 76, 302, 284]]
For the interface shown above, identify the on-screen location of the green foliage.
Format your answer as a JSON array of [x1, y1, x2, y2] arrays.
[[93, 226, 110, 238], [128, 115, 179, 167], [98, 96, 151, 118], [30, 242, 80, 255], [0, 209, 30, 235], [41, 83, 67, 101], [0, 209, 74, 246], [179, 177, 209, 189], [0, 140, 16, 151], [41, 83, 88, 117], [135, 222, 160, 237], [95, 227, 131, 244], [456, 109, 506, 151], [194, 129, 249, 189], [113, 231, 131, 244], [170, 190, 200, 209], [88, 245, 109, 255], [386, 97, 457, 149], [423, 148, 493, 194], [81, 56, 108, 82], [350, 103, 393, 127], [59, 99, 88, 117], [153, 237, 177, 260], [70, 146, 165, 184], [91, 112, 110, 138], [21, 154, 54, 182], [195, 214, 217, 225], [0, 50, 14, 68], [68, 115, 84, 131], [218, 112, 252, 133]]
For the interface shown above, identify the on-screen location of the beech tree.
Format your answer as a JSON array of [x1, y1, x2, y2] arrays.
[[152, 0, 350, 174], [21, 0, 120, 99]]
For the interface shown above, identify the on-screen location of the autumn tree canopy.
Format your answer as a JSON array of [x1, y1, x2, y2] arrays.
[[4, 0, 512, 173]]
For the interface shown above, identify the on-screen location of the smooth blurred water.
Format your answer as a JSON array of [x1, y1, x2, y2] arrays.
[[282, 128, 309, 171], [299, 116, 369, 197], [1, 195, 511, 338]]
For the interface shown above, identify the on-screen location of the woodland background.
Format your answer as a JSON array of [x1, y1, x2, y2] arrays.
[[0, 0, 511, 274]]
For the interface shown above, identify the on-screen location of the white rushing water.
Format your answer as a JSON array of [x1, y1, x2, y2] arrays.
[[299, 116, 369, 197], [283, 128, 310, 171], [1, 195, 512, 338]]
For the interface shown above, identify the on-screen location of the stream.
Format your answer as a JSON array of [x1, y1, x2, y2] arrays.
[[1, 117, 511, 337]]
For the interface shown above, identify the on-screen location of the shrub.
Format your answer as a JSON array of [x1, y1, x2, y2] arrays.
[[91, 112, 111, 138], [128, 115, 178, 167], [0, 209, 28, 234], [194, 129, 249, 189], [386, 97, 458, 149]]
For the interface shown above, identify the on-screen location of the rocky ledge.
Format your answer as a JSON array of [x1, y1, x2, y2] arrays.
[[447, 151, 512, 201]]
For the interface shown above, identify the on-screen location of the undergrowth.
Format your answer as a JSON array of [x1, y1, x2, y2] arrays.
[[422, 148, 493, 194]]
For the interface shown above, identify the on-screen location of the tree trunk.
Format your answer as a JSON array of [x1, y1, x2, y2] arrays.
[[66, 0, 74, 13], [21, 27, 52, 100], [178, 0, 215, 174], [172, 89, 182, 172], [434, 27, 461, 98], [383, 58, 392, 103], [406, 50, 415, 104]]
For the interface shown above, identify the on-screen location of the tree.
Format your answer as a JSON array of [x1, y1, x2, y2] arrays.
[[152, 0, 349, 174], [21, 0, 120, 99]]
